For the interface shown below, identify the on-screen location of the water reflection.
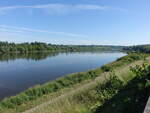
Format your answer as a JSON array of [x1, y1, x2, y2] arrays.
[[0, 51, 126, 100], [0, 51, 122, 62], [0, 52, 59, 62]]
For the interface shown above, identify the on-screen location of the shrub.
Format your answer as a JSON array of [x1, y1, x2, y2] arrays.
[[101, 65, 113, 72]]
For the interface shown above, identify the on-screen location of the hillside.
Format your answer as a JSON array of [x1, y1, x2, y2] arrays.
[[95, 64, 150, 113]]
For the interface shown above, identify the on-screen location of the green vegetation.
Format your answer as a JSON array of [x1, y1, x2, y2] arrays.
[[0, 53, 148, 113], [0, 41, 123, 53], [94, 64, 150, 113], [0, 42, 75, 53], [26, 57, 149, 113], [74, 74, 124, 111], [102, 53, 147, 69], [17, 58, 149, 113], [123, 44, 150, 53]]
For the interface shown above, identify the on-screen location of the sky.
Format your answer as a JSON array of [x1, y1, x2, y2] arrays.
[[0, 0, 149, 45]]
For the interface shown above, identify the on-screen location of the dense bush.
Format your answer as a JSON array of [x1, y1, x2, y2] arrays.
[[101, 65, 113, 72], [0, 41, 123, 53], [0, 42, 74, 53]]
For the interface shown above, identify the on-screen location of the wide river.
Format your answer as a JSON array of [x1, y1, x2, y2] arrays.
[[0, 51, 126, 100]]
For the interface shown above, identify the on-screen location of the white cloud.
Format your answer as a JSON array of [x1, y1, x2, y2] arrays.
[[0, 25, 88, 38], [0, 4, 127, 14]]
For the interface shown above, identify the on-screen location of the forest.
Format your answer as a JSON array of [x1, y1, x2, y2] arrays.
[[0, 41, 123, 53], [123, 45, 150, 53]]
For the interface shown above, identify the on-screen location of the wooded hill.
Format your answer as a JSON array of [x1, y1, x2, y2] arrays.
[[0, 41, 123, 53]]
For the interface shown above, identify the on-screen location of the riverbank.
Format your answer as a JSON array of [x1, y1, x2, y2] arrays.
[[0, 51, 125, 100], [0, 53, 149, 113]]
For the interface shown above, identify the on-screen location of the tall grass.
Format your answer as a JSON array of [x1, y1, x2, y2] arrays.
[[24, 73, 124, 113]]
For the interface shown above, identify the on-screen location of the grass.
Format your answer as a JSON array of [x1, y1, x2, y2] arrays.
[[0, 53, 149, 113], [94, 64, 150, 113], [22, 75, 124, 113], [27, 60, 150, 113]]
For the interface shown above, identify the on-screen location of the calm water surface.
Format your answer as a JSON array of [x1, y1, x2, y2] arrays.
[[0, 52, 126, 99]]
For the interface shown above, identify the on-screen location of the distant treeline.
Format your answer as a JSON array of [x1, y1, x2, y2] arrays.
[[123, 45, 150, 53], [0, 41, 123, 53]]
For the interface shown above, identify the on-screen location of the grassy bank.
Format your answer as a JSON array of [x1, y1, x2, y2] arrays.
[[94, 64, 150, 113], [21, 55, 150, 113], [0, 53, 148, 113]]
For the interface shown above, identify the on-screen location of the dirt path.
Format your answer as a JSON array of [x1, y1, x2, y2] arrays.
[[143, 97, 150, 113], [22, 59, 148, 113]]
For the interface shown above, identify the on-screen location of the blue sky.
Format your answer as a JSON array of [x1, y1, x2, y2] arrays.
[[0, 0, 149, 45]]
